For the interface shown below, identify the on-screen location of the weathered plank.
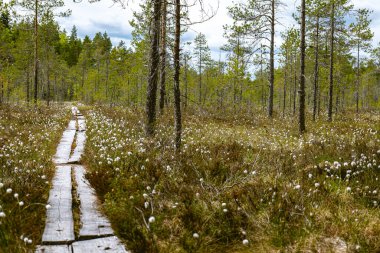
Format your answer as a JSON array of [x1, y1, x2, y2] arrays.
[[42, 166, 75, 245], [35, 245, 72, 253], [68, 131, 86, 164], [78, 117, 86, 132], [53, 121, 76, 164], [74, 165, 114, 239], [68, 119, 77, 130], [72, 236, 129, 253]]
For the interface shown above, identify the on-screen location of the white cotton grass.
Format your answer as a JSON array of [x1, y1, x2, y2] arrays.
[[6, 188, 12, 194], [46, 204, 51, 209], [243, 239, 249, 245], [193, 233, 199, 239], [148, 216, 155, 223], [0, 212, 5, 218]]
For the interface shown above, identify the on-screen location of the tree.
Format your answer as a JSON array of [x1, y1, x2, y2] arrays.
[[17, 0, 69, 104], [227, 0, 281, 118], [173, 0, 181, 150], [299, 0, 306, 133], [67, 26, 82, 67], [305, 0, 328, 121], [327, 0, 352, 121], [145, 0, 161, 136], [223, 26, 252, 110], [159, 0, 167, 114], [0, 2, 14, 104], [349, 9, 373, 113], [193, 33, 211, 105], [40, 11, 60, 106]]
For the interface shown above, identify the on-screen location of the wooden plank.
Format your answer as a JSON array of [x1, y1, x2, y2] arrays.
[[53, 120, 76, 164], [35, 245, 72, 253], [42, 166, 75, 245], [68, 120, 76, 130], [74, 166, 114, 239], [68, 131, 86, 164], [78, 118, 86, 131], [72, 236, 128, 253]]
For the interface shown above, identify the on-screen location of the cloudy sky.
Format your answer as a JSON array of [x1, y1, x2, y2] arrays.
[[57, 0, 380, 61]]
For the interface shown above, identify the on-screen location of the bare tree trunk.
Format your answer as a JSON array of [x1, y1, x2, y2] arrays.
[[199, 47, 202, 104], [293, 51, 297, 115], [328, 2, 335, 122], [47, 63, 50, 106], [184, 56, 188, 109], [356, 41, 360, 114], [34, 0, 38, 105], [26, 68, 30, 103], [268, 0, 275, 118], [289, 52, 293, 113], [145, 0, 161, 136], [159, 0, 167, 114], [0, 79, 3, 104], [174, 0, 182, 150], [299, 0, 306, 133], [313, 15, 320, 121], [283, 56, 287, 117], [105, 54, 110, 100]]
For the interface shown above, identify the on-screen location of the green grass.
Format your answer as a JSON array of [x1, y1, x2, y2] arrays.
[[0, 104, 69, 252], [82, 107, 380, 252]]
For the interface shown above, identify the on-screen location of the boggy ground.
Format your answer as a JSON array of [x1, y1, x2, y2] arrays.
[[83, 106, 380, 253], [0, 104, 69, 252]]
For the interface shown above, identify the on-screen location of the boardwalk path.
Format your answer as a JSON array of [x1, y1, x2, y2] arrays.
[[36, 108, 128, 253]]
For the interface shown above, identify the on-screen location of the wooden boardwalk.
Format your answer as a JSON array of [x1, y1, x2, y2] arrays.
[[37, 108, 128, 253]]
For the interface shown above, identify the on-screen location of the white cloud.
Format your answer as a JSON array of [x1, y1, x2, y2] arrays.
[[55, 0, 380, 59]]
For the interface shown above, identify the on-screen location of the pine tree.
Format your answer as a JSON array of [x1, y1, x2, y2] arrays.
[[349, 9, 373, 114], [194, 33, 211, 105]]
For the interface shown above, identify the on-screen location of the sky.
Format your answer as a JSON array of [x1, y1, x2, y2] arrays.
[[56, 0, 380, 62]]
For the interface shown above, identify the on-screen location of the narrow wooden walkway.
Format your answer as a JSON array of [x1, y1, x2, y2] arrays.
[[36, 107, 128, 253]]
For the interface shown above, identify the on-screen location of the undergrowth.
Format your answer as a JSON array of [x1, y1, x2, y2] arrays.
[[83, 107, 380, 252], [0, 104, 68, 252]]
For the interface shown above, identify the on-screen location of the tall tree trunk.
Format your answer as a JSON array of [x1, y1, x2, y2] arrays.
[[0, 79, 3, 104], [283, 54, 287, 117], [54, 73, 57, 102], [34, 0, 38, 104], [199, 46, 202, 104], [174, 0, 182, 150], [293, 51, 297, 115], [184, 56, 188, 109], [47, 63, 50, 106], [26, 67, 30, 103], [145, 0, 161, 136], [260, 45, 265, 110], [289, 52, 293, 113], [105, 54, 110, 100], [313, 15, 320, 121], [268, 0, 275, 118], [356, 41, 360, 114], [299, 0, 306, 133], [328, 1, 335, 122], [159, 0, 167, 114]]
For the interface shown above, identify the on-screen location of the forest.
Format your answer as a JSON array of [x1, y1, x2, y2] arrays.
[[0, 0, 379, 252]]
